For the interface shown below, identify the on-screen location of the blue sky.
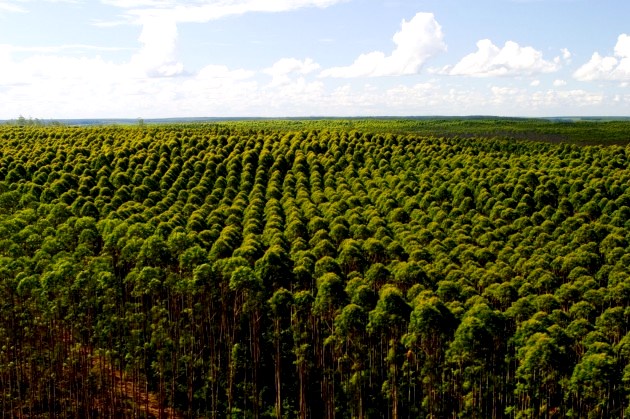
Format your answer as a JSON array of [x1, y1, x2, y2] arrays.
[[0, 0, 629, 118]]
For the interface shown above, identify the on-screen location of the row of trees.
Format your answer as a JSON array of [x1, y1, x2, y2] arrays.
[[0, 122, 629, 417]]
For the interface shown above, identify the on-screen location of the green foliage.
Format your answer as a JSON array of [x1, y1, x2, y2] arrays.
[[0, 121, 628, 417]]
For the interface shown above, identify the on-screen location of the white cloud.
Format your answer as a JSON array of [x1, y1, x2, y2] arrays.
[[0, 49, 258, 118], [440, 39, 560, 77], [553, 79, 567, 86], [260, 78, 326, 113], [612, 93, 630, 104], [1, 2, 626, 118], [197, 65, 254, 81], [0, 53, 128, 88], [97, 0, 347, 79], [491, 86, 521, 97], [0, 0, 79, 13], [3, 43, 131, 54], [480, 85, 606, 113], [130, 16, 183, 77], [0, 0, 353, 118], [101, 0, 348, 24], [384, 82, 441, 109], [0, 49, 619, 118], [0, 0, 27, 13], [0, 44, 12, 64], [574, 34, 630, 81], [561, 48, 571, 61], [615, 34, 630, 58], [263, 58, 320, 86], [531, 89, 604, 108], [102, 1, 167, 6], [573, 53, 619, 80], [320, 12, 446, 78]]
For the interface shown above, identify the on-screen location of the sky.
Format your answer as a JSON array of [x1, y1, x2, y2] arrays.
[[0, 0, 629, 118]]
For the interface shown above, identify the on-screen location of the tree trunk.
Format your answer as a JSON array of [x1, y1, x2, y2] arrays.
[[274, 317, 282, 419]]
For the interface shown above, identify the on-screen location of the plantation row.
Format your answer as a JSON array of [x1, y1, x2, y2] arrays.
[[0, 123, 629, 418]]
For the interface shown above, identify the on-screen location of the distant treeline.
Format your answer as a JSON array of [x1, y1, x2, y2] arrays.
[[219, 118, 630, 145], [3, 117, 630, 144], [3, 116, 64, 127]]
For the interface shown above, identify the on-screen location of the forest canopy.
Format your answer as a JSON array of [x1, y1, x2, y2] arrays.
[[0, 120, 629, 418]]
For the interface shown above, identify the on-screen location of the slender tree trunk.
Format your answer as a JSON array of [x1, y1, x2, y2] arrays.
[[252, 312, 260, 419], [392, 363, 398, 419], [274, 317, 282, 419], [298, 360, 307, 419]]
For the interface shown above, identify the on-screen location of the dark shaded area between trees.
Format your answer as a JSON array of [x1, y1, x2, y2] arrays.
[[0, 120, 629, 418]]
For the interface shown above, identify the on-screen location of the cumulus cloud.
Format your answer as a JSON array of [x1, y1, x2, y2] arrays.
[[320, 12, 446, 78], [130, 16, 183, 77], [573, 34, 630, 81], [440, 39, 560, 77], [263, 58, 320, 86], [553, 79, 567, 87]]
